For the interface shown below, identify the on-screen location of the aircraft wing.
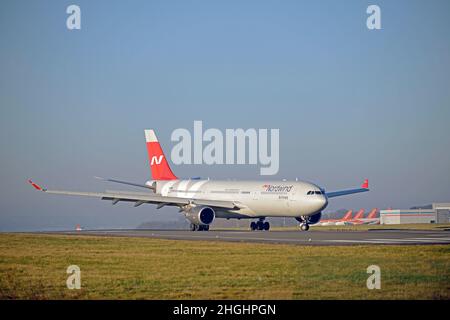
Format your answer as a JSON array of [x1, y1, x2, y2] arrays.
[[28, 180, 242, 210], [94, 176, 154, 190], [325, 179, 370, 198]]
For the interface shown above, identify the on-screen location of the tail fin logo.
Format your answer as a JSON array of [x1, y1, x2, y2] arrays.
[[150, 155, 164, 165]]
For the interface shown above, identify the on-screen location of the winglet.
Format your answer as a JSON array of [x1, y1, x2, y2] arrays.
[[28, 179, 46, 191], [361, 179, 369, 189]]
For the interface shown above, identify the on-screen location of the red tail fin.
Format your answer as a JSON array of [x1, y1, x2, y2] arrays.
[[145, 130, 178, 180], [367, 208, 378, 219], [354, 209, 365, 219], [342, 210, 352, 220]]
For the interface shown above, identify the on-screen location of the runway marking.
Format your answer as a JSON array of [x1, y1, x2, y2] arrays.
[[411, 237, 450, 241], [326, 240, 390, 244], [370, 238, 450, 243], [47, 230, 450, 246], [326, 237, 450, 244], [149, 233, 450, 245], [151, 233, 309, 243]]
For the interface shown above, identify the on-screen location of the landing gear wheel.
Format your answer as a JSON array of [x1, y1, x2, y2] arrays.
[[300, 223, 310, 231], [250, 221, 257, 231], [190, 223, 197, 231], [263, 222, 270, 231], [203, 225, 210, 231], [257, 221, 264, 231]]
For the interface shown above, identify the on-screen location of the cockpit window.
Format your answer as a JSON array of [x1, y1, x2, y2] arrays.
[[307, 190, 322, 195], [315, 191, 322, 195]]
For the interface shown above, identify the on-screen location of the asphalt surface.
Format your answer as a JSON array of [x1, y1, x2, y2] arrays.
[[44, 228, 450, 246]]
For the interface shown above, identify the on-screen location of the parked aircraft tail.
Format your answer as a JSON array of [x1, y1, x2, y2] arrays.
[[342, 210, 353, 220], [367, 208, 378, 219], [354, 209, 365, 219]]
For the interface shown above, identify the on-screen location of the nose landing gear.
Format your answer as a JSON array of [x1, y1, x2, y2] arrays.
[[299, 223, 309, 231], [296, 216, 311, 231], [250, 218, 270, 231]]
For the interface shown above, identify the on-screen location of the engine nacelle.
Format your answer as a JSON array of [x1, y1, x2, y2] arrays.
[[184, 206, 215, 226], [296, 212, 322, 225], [308, 212, 322, 224]]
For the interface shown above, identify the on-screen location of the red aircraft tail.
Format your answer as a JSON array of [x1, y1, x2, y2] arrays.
[[145, 130, 178, 181], [367, 208, 378, 219], [342, 210, 353, 221], [354, 209, 365, 219]]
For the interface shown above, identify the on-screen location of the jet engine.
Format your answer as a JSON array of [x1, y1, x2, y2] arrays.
[[184, 206, 215, 226]]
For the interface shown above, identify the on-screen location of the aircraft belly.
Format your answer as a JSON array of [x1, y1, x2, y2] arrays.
[[215, 210, 253, 219], [240, 198, 298, 217]]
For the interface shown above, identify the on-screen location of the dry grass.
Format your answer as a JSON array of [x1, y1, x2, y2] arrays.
[[0, 233, 449, 299]]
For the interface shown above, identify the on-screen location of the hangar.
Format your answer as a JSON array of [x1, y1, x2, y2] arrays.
[[433, 203, 450, 223], [380, 203, 450, 224]]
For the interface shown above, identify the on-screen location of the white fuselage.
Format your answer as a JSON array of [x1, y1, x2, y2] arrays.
[[148, 179, 328, 219]]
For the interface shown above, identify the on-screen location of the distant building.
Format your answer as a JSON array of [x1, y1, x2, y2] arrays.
[[380, 203, 450, 224], [380, 209, 436, 224], [433, 203, 450, 224]]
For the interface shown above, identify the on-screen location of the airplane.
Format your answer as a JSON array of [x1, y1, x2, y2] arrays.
[[348, 208, 379, 225], [317, 210, 353, 226], [28, 130, 370, 232]]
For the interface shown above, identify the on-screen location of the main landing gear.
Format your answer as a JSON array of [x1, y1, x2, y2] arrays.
[[190, 223, 209, 231], [250, 218, 270, 231]]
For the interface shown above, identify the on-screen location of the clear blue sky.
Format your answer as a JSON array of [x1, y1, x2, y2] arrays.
[[1, 0, 449, 230]]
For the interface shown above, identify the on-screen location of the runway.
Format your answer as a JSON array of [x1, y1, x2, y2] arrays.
[[45, 228, 450, 246]]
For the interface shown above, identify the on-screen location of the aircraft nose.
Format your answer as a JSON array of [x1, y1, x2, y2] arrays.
[[320, 195, 328, 210], [312, 195, 328, 212]]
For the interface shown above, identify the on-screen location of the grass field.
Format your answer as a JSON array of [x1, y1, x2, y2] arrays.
[[0, 233, 449, 299]]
